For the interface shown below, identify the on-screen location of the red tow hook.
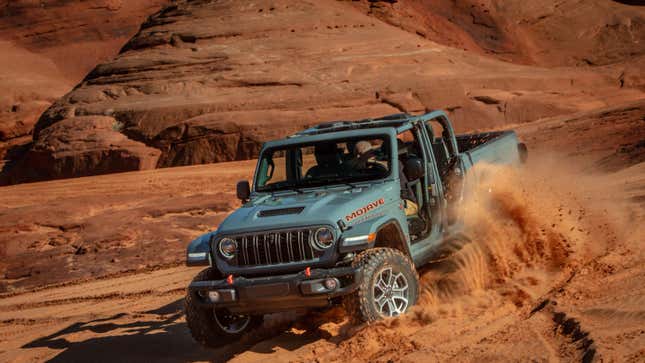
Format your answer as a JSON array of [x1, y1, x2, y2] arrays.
[[227, 274, 234, 285], [305, 267, 311, 277]]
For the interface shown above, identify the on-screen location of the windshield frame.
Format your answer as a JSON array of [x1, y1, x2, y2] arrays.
[[253, 131, 396, 193]]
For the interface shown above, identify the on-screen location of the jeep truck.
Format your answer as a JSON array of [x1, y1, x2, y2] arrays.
[[184, 111, 527, 347]]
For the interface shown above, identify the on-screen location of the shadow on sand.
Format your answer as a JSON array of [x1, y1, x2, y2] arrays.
[[23, 299, 325, 363]]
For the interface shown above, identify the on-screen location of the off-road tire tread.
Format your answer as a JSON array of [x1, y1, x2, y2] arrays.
[[344, 248, 419, 323], [185, 267, 262, 348]]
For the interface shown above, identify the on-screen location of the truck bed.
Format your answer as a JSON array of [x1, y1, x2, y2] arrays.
[[456, 130, 525, 167]]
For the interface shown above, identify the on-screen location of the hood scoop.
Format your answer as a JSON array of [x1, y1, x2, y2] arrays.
[[257, 206, 305, 217]]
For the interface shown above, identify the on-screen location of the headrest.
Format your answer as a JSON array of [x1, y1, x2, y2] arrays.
[[403, 157, 424, 181]]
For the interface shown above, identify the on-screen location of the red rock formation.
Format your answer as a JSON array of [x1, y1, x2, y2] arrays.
[[0, 0, 169, 81], [0, 0, 168, 168], [352, 0, 645, 66], [2, 0, 644, 183], [6, 116, 161, 184]]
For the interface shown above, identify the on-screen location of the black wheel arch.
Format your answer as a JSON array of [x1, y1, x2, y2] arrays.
[[373, 219, 411, 258]]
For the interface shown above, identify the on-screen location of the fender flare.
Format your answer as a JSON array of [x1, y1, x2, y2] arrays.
[[373, 218, 411, 258], [186, 231, 217, 266], [339, 216, 410, 257]]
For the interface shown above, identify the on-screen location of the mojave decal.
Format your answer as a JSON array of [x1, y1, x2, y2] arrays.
[[345, 198, 385, 222]]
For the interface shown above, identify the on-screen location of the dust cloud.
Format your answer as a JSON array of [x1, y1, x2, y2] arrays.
[[320, 155, 640, 362], [415, 156, 631, 316]]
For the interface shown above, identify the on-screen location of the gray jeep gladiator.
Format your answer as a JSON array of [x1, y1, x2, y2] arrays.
[[184, 111, 527, 347]]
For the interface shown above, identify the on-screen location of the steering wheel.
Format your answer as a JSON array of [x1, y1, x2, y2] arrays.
[[366, 162, 388, 174]]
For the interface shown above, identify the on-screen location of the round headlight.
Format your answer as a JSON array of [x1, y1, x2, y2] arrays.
[[313, 227, 334, 249], [218, 238, 237, 259]]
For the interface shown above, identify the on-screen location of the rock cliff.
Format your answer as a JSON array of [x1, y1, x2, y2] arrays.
[[3, 0, 644, 183]]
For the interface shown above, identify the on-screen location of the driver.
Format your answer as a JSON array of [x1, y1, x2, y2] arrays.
[[305, 142, 342, 178]]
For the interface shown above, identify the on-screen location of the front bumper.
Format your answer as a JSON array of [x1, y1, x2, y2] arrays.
[[188, 265, 361, 314]]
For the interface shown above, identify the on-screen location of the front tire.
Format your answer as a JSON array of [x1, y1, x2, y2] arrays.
[[345, 248, 419, 323], [185, 268, 263, 348]]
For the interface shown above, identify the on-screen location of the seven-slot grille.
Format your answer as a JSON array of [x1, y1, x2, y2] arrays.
[[225, 228, 322, 266]]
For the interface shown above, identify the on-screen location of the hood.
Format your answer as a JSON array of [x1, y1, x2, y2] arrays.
[[216, 182, 400, 235]]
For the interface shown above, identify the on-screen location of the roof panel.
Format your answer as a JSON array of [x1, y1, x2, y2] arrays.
[[297, 112, 417, 136]]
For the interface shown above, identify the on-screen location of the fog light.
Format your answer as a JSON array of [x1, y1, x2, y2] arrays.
[[208, 291, 220, 302], [324, 278, 338, 290]]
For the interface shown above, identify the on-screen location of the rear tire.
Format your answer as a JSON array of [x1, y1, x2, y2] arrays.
[[185, 268, 263, 348], [344, 248, 419, 323]]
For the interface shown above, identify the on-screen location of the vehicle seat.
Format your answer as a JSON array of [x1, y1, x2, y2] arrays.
[[402, 157, 424, 208], [432, 138, 450, 178], [401, 157, 427, 238], [398, 146, 418, 207]]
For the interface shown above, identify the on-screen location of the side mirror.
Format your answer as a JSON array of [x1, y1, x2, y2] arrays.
[[236, 180, 251, 202], [403, 157, 424, 181]]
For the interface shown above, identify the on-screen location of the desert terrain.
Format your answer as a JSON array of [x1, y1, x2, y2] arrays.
[[1, 101, 643, 362], [0, 0, 644, 362]]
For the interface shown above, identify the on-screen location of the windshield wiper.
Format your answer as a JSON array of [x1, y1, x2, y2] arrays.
[[303, 177, 360, 189], [342, 181, 358, 189], [288, 186, 304, 194], [262, 183, 304, 194], [279, 183, 305, 194]]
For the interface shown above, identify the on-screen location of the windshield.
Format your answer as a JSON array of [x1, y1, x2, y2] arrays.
[[255, 135, 391, 192]]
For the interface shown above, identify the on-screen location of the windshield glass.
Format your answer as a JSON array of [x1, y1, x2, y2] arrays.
[[255, 135, 391, 192]]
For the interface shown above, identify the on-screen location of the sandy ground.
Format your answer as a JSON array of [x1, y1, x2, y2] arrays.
[[0, 101, 644, 362], [0, 159, 258, 292]]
